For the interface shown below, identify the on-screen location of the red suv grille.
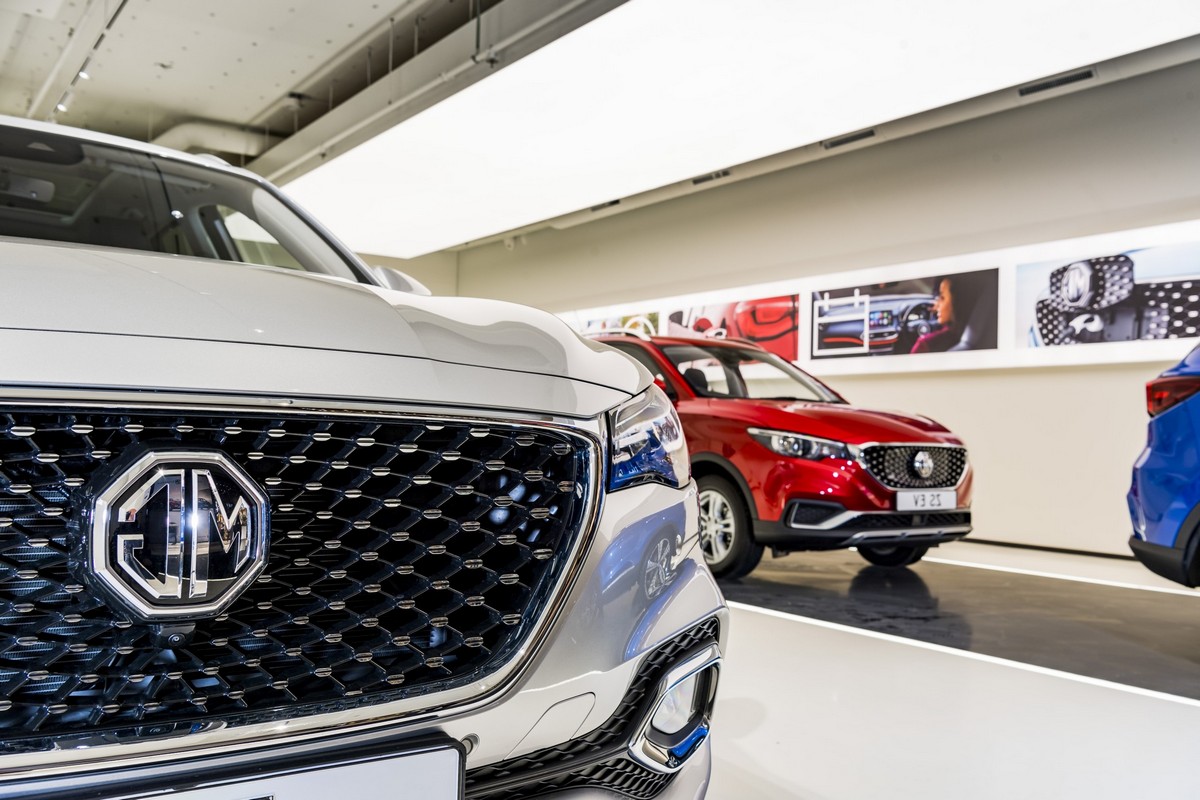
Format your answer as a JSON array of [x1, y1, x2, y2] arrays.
[[859, 446, 966, 489]]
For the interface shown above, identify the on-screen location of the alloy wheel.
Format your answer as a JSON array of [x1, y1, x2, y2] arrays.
[[698, 488, 736, 565]]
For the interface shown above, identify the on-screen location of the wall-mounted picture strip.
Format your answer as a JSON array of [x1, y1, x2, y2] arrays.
[[583, 311, 659, 337], [811, 268, 1000, 359], [663, 294, 800, 360], [1016, 241, 1200, 347]]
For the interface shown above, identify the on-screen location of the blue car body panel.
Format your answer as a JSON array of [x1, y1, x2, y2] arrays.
[[1129, 345, 1200, 585]]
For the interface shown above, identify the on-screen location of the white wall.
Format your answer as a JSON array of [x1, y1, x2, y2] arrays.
[[831, 363, 1171, 554], [365, 250, 458, 296], [450, 60, 1200, 555]]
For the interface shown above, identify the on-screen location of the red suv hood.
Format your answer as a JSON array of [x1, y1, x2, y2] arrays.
[[697, 398, 960, 446]]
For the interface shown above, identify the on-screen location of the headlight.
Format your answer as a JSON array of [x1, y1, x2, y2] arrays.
[[608, 386, 689, 491], [747, 427, 857, 461]]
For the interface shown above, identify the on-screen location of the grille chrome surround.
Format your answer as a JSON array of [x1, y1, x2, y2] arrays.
[[0, 402, 600, 749], [858, 444, 968, 490]]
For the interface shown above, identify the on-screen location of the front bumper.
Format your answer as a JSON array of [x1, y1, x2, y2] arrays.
[[755, 503, 972, 552], [744, 444, 973, 526], [1129, 535, 1200, 588]]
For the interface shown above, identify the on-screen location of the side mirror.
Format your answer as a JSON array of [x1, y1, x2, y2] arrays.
[[368, 265, 433, 296]]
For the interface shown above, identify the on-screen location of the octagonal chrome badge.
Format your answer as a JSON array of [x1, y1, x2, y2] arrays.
[[1060, 261, 1095, 309], [91, 451, 270, 620], [912, 450, 936, 480]]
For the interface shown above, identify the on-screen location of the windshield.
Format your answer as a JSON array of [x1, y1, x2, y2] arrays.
[[662, 343, 843, 402], [0, 124, 361, 280]]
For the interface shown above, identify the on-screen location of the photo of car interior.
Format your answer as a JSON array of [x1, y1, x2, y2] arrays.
[[0, 2, 1196, 799], [813, 292, 937, 354]]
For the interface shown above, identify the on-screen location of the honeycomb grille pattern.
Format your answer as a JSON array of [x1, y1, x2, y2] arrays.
[[833, 512, 971, 531], [786, 502, 841, 527], [1034, 297, 1076, 346], [465, 617, 720, 800], [1032, 256, 1200, 346], [1045, 256, 1134, 312], [1140, 281, 1200, 340], [470, 754, 672, 800], [859, 446, 967, 489], [0, 408, 591, 738]]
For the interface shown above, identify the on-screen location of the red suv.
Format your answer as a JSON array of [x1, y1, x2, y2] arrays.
[[597, 333, 973, 577]]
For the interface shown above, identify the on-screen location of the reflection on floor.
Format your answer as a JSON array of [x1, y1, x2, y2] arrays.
[[708, 542, 1200, 798], [717, 541, 1200, 698]]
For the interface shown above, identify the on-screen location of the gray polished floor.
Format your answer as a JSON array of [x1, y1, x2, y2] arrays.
[[716, 541, 1200, 699], [708, 542, 1200, 798]]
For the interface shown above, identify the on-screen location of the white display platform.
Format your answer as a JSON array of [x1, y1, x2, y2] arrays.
[[711, 600, 1200, 799]]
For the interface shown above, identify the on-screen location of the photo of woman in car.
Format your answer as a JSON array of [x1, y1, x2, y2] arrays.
[[811, 268, 999, 358], [910, 271, 998, 353]]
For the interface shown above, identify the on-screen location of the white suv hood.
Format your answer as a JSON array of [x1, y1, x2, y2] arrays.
[[0, 242, 644, 417]]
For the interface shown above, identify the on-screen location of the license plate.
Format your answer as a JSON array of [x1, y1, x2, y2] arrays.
[[895, 490, 956, 511], [139, 744, 462, 800]]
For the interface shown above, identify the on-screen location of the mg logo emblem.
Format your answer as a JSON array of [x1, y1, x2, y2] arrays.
[[1060, 262, 1095, 308], [912, 450, 936, 480], [90, 451, 270, 619]]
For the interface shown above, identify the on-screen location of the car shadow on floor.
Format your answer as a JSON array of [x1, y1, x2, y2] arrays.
[[718, 549, 1200, 700]]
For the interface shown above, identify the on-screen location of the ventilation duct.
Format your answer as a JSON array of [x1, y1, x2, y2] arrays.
[[1018, 69, 1096, 96], [152, 122, 281, 158]]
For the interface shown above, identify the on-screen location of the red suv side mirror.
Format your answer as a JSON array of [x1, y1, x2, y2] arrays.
[[654, 377, 678, 403]]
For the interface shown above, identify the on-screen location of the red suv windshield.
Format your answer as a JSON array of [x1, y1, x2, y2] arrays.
[[661, 343, 842, 402]]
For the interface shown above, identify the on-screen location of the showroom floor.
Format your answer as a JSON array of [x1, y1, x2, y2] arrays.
[[707, 541, 1200, 798]]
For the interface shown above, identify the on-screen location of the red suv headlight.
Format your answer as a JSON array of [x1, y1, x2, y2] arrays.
[[747, 428, 856, 461]]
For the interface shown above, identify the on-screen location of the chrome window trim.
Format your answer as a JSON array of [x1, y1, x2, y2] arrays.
[[0, 393, 607, 776]]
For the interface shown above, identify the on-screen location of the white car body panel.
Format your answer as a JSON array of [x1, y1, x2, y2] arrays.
[[0, 116, 723, 800]]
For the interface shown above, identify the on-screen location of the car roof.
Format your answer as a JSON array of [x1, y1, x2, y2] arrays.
[[0, 114, 263, 181], [593, 332, 766, 350]]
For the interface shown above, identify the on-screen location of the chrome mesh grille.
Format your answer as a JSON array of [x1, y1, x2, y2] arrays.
[[859, 446, 966, 489], [0, 407, 591, 739]]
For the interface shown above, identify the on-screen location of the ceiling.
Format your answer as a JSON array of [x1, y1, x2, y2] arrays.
[[1, 0, 1199, 262], [286, 0, 1200, 259], [0, 0, 602, 168]]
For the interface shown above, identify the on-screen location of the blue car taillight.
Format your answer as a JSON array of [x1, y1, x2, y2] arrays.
[[1147, 376, 1200, 416]]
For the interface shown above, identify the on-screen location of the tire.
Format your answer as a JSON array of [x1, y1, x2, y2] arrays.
[[857, 544, 929, 568], [697, 475, 762, 578]]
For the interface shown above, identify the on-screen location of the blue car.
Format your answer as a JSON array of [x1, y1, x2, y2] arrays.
[[1129, 345, 1200, 585]]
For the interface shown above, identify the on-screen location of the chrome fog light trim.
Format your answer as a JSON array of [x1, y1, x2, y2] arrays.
[[630, 643, 721, 773], [651, 673, 700, 736]]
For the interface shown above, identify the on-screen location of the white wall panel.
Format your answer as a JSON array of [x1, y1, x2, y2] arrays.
[[451, 60, 1200, 555]]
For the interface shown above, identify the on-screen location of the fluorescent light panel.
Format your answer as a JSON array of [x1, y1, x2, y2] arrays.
[[285, 0, 1200, 259]]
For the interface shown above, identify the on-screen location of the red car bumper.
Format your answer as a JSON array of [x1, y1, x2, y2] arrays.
[[739, 445, 974, 551]]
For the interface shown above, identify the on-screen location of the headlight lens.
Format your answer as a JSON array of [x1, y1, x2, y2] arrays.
[[608, 386, 689, 491], [747, 427, 857, 461]]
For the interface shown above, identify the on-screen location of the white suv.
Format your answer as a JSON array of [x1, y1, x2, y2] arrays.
[[0, 117, 726, 800]]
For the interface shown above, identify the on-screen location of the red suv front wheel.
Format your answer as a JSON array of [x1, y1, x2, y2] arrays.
[[697, 475, 763, 578]]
